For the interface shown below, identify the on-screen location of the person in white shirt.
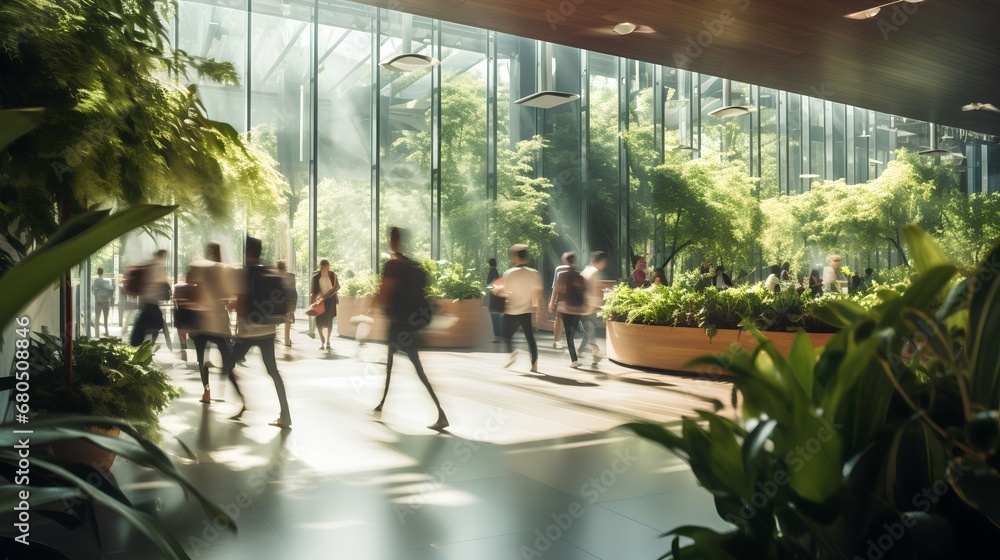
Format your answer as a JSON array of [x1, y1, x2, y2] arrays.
[[764, 264, 782, 292], [578, 251, 608, 365], [823, 254, 844, 292], [547, 251, 576, 349], [495, 244, 543, 372]]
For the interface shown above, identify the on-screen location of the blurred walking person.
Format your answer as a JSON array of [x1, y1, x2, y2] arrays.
[[310, 259, 339, 350], [128, 250, 170, 347], [547, 251, 575, 349], [496, 244, 543, 372], [183, 242, 239, 405], [372, 227, 449, 431], [486, 258, 503, 343], [277, 259, 297, 347], [552, 259, 588, 368], [578, 251, 608, 366], [92, 267, 115, 336], [232, 237, 292, 428]]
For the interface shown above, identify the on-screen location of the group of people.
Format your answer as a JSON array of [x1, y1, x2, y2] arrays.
[[486, 248, 608, 371], [119, 229, 452, 431], [110, 232, 619, 432], [125, 239, 293, 428]]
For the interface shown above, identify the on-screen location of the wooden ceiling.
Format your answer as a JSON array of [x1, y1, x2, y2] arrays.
[[348, 0, 1000, 137]]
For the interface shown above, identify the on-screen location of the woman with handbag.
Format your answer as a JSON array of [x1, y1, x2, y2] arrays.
[[310, 259, 340, 350]]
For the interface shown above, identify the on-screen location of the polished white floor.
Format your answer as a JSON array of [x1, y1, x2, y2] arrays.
[[39, 323, 736, 559]]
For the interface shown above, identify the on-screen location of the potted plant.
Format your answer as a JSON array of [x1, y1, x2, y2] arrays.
[[29, 333, 180, 469], [422, 260, 486, 347], [336, 271, 384, 339], [600, 279, 852, 373], [625, 226, 1000, 558]]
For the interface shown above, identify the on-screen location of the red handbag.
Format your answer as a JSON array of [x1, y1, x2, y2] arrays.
[[305, 296, 326, 317]]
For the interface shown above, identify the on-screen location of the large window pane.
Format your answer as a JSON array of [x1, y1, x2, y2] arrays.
[[378, 12, 433, 260], [439, 23, 488, 268], [313, 1, 374, 277]]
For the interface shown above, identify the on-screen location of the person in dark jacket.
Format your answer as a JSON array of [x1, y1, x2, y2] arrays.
[[486, 258, 502, 342], [372, 227, 449, 431], [310, 259, 339, 350], [712, 265, 733, 289]]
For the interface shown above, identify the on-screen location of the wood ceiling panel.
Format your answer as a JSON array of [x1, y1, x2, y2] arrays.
[[348, 0, 1000, 135]]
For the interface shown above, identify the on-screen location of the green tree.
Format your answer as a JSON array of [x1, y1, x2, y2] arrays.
[[649, 158, 759, 274], [0, 0, 283, 259], [940, 192, 1000, 264], [833, 150, 944, 266]]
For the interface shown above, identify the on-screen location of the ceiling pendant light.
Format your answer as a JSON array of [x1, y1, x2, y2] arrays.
[[845, 0, 925, 20], [962, 102, 1000, 113], [612, 22, 637, 35], [708, 79, 751, 118], [918, 123, 962, 157], [380, 53, 440, 73], [515, 91, 581, 109], [515, 43, 580, 109]]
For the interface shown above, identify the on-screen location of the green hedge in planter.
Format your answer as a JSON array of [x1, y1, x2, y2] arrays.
[[340, 261, 484, 301], [340, 271, 382, 298], [423, 260, 485, 301], [600, 282, 882, 339]]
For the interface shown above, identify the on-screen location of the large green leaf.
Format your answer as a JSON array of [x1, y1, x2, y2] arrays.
[[967, 242, 1000, 409], [0, 204, 175, 332], [786, 330, 816, 401], [820, 333, 887, 420], [949, 457, 1000, 528], [812, 299, 868, 330], [902, 224, 952, 275], [0, 108, 44, 151], [0, 416, 235, 532], [18, 457, 194, 559]]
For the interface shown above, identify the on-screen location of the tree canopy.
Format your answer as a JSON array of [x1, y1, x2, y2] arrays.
[[0, 0, 284, 264]]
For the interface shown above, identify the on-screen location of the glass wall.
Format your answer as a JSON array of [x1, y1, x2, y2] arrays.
[[155, 0, 999, 296]]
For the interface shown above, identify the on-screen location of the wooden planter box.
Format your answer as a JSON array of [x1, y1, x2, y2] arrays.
[[336, 296, 483, 347], [336, 296, 387, 341], [422, 298, 483, 347], [605, 320, 835, 375]]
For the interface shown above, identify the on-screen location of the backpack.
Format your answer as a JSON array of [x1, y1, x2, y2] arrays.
[[562, 268, 586, 308], [388, 258, 433, 329], [122, 265, 147, 296], [173, 282, 202, 330], [247, 266, 294, 325]]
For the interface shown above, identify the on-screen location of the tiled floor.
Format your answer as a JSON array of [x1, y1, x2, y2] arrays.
[[31, 322, 736, 559]]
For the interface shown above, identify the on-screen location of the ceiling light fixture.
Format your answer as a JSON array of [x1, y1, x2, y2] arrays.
[[845, 0, 924, 20], [962, 102, 1000, 113], [918, 123, 953, 156], [515, 91, 581, 109], [612, 22, 637, 35], [515, 43, 580, 109], [708, 79, 751, 118], [799, 174, 820, 179], [869, 158, 884, 165], [379, 53, 440, 73]]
